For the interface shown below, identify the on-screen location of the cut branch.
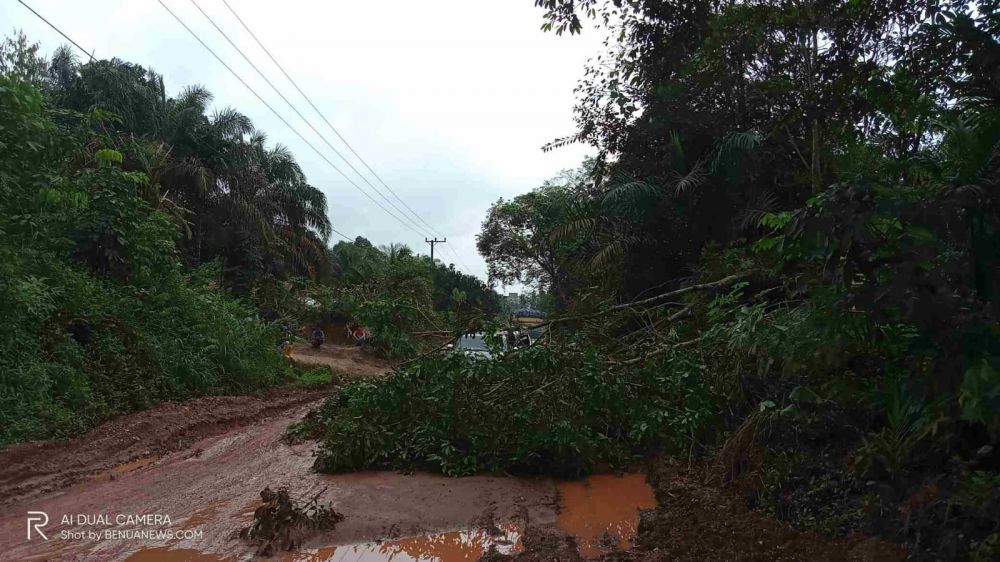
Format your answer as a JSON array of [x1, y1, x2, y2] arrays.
[[537, 272, 752, 329]]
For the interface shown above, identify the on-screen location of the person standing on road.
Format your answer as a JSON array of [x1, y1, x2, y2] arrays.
[[310, 325, 325, 348]]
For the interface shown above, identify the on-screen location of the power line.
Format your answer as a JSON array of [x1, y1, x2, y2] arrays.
[[16, 0, 94, 61], [219, 0, 449, 242], [445, 242, 476, 274], [330, 226, 353, 242], [157, 0, 426, 240], [220, 0, 478, 276], [189, 0, 433, 239], [16, 0, 360, 249]]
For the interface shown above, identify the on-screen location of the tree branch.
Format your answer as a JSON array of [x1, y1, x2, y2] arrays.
[[535, 272, 751, 329]]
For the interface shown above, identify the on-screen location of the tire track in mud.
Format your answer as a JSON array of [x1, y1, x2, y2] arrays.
[[0, 397, 560, 561], [0, 387, 330, 508], [0, 344, 382, 507], [0, 345, 563, 561]]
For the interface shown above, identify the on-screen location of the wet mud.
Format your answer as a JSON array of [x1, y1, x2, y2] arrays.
[[0, 402, 561, 561], [287, 343, 390, 377], [0, 344, 675, 562], [0, 387, 331, 507], [556, 474, 656, 558]]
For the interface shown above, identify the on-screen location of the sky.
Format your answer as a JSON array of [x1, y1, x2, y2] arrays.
[[3, 0, 603, 288]]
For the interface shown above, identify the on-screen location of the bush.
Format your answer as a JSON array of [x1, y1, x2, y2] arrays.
[[0, 76, 289, 445], [0, 246, 289, 444], [310, 344, 716, 476]]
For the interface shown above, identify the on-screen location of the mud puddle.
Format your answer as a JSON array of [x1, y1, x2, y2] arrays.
[[0, 342, 655, 562], [124, 548, 226, 561], [273, 473, 654, 562], [557, 473, 656, 558], [120, 519, 524, 562], [112, 473, 654, 562], [283, 522, 523, 562]]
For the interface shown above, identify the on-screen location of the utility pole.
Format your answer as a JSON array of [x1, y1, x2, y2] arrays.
[[425, 237, 446, 262]]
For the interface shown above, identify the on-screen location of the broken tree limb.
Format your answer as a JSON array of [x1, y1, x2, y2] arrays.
[[614, 333, 708, 366], [535, 272, 752, 330], [397, 315, 484, 367], [397, 336, 458, 367]]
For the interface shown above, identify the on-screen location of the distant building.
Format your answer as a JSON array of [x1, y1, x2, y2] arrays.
[[504, 292, 521, 312]]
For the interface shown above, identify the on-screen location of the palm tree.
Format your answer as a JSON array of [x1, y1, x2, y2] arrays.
[[382, 243, 413, 264], [44, 53, 334, 281]]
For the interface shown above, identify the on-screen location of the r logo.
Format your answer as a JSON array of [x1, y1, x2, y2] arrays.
[[27, 511, 49, 540]]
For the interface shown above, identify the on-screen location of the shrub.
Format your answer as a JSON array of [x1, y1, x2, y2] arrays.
[[310, 344, 716, 476], [0, 76, 289, 444]]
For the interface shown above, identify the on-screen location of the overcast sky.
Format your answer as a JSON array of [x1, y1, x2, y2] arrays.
[[3, 0, 602, 288]]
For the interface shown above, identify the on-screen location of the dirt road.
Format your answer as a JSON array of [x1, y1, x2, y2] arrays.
[[286, 343, 392, 378], [0, 345, 566, 561], [0, 344, 904, 561]]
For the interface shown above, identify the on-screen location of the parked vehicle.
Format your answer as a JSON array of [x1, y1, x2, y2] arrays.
[[454, 333, 493, 358], [452, 329, 536, 360]]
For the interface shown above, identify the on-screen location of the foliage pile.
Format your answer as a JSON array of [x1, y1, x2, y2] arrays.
[[238, 486, 343, 556], [308, 342, 713, 476]]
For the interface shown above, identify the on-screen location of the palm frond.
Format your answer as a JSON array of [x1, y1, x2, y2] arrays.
[[601, 179, 661, 210], [589, 236, 640, 270], [550, 216, 598, 242], [738, 190, 779, 232], [212, 108, 255, 139], [672, 160, 708, 194], [711, 131, 761, 173], [541, 133, 581, 153]]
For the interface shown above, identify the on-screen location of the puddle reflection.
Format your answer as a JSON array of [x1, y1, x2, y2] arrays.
[[285, 522, 522, 562]]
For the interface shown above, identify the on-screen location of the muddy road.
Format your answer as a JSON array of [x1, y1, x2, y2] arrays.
[[0, 343, 894, 562], [0, 345, 655, 562]]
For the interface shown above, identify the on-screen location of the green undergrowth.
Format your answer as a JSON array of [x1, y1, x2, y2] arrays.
[[0, 251, 295, 445], [304, 344, 716, 476], [0, 76, 294, 445], [285, 367, 337, 389]]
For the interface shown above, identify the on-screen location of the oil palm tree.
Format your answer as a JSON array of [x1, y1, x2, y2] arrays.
[[45, 54, 333, 280]]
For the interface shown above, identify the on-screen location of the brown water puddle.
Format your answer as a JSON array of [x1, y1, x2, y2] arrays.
[[124, 547, 227, 561], [556, 473, 656, 558], [123, 525, 522, 562], [83, 473, 653, 562], [284, 522, 522, 562]]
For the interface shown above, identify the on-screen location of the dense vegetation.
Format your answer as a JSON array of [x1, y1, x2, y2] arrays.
[[272, 237, 499, 359], [0, 71, 290, 443], [3, 0, 998, 556], [0, 33, 495, 445], [309, 1, 1000, 559], [307, 343, 713, 476]]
